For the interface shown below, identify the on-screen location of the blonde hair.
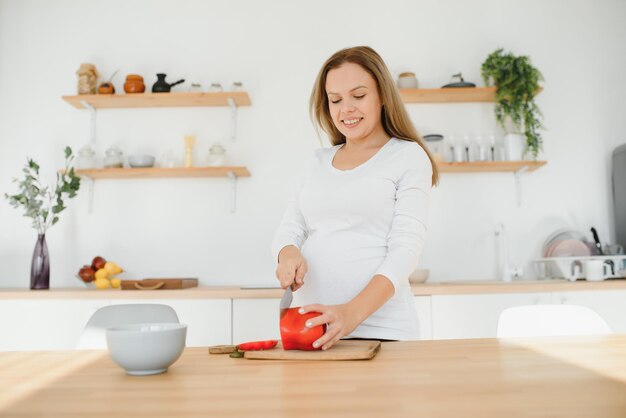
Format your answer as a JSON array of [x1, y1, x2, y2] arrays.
[[309, 46, 439, 186]]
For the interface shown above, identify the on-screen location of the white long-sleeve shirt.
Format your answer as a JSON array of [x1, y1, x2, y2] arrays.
[[271, 137, 432, 340]]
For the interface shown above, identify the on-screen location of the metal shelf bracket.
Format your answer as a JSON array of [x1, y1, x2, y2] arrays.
[[227, 171, 238, 213], [79, 100, 97, 145], [82, 176, 95, 214], [514, 166, 529, 207], [227, 97, 237, 141]]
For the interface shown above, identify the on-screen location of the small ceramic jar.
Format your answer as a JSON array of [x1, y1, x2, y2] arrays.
[[397, 72, 418, 89], [98, 83, 115, 94], [124, 75, 145, 94]]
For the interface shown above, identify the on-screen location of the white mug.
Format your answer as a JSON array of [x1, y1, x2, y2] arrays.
[[585, 259, 610, 281]]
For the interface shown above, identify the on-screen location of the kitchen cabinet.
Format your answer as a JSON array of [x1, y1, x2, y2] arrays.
[[5, 283, 626, 352], [430, 292, 552, 339], [0, 299, 106, 351], [0, 298, 231, 351], [552, 290, 626, 333], [232, 299, 281, 343], [415, 296, 432, 339], [105, 298, 231, 347]]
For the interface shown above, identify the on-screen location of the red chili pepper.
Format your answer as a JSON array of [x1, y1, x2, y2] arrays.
[[236, 340, 278, 351], [280, 307, 326, 351]]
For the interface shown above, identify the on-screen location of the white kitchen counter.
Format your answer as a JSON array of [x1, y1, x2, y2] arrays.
[[2, 278, 626, 299]]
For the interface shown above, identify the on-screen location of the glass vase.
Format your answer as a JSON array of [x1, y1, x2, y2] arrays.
[[31, 233, 50, 290]]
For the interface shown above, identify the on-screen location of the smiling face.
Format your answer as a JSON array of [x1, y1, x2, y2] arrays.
[[325, 62, 385, 143]]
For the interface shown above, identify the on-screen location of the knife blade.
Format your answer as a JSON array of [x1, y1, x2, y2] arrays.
[[279, 285, 293, 319], [590, 227, 604, 255]]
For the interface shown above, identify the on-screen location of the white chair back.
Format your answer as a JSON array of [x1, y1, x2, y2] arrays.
[[497, 304, 612, 338], [76, 304, 179, 349]]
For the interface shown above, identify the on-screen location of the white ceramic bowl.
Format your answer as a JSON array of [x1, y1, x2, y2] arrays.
[[106, 323, 187, 376], [128, 154, 155, 168]]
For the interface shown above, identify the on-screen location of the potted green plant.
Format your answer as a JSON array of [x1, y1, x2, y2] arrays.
[[481, 48, 544, 160], [5, 147, 81, 289]]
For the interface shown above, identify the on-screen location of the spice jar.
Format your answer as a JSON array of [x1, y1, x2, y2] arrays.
[[75, 145, 97, 169], [206, 143, 227, 166], [76, 63, 99, 95], [103, 146, 124, 168], [124, 74, 145, 94]]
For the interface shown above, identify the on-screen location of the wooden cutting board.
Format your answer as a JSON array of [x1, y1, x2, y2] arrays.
[[120, 278, 198, 290], [243, 340, 381, 361]]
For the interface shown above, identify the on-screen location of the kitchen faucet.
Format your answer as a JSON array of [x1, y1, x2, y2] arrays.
[[494, 223, 523, 282]]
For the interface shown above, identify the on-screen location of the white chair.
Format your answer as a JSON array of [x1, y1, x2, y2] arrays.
[[497, 304, 612, 338], [76, 304, 179, 349]]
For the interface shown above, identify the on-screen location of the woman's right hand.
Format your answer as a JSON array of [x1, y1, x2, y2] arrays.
[[276, 245, 308, 291]]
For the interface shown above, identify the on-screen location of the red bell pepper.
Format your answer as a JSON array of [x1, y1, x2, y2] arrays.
[[280, 307, 326, 350], [236, 340, 278, 351]]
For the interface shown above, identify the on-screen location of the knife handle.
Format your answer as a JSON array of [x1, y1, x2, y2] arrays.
[[590, 227, 603, 255]]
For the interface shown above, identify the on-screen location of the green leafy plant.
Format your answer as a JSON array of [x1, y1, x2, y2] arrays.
[[5, 147, 81, 234], [481, 48, 544, 159]]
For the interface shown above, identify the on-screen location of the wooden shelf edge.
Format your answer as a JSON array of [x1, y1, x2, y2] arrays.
[[438, 161, 547, 173], [400, 86, 543, 103], [62, 91, 252, 109], [64, 166, 251, 179]]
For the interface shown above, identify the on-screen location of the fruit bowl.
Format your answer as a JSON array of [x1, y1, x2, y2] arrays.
[[76, 256, 124, 289]]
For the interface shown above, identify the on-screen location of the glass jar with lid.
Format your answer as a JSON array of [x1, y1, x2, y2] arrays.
[[208, 83, 223, 93], [75, 144, 97, 169], [206, 143, 227, 166], [103, 146, 124, 168], [423, 134, 444, 163]]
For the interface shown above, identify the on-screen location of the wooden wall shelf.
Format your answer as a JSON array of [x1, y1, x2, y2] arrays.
[[72, 166, 251, 179], [438, 161, 547, 173], [399, 87, 542, 103], [62, 92, 252, 109]]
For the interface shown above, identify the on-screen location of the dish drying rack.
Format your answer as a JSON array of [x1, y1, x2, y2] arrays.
[[533, 255, 626, 281]]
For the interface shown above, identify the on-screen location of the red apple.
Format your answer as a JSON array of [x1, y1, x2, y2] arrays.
[[78, 265, 95, 283], [91, 256, 106, 271]]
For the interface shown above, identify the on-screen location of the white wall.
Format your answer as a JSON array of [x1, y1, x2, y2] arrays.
[[1, 0, 625, 288]]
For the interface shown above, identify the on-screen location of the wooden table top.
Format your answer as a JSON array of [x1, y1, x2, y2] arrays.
[[1, 335, 626, 417]]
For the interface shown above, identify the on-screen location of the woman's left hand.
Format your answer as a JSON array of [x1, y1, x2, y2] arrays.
[[298, 303, 361, 350]]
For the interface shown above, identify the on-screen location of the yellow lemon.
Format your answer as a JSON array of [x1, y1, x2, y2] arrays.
[[94, 268, 108, 281], [104, 261, 123, 275], [94, 278, 110, 289], [110, 278, 121, 289]]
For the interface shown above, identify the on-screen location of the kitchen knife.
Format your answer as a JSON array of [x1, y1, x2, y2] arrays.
[[279, 285, 294, 319], [590, 227, 604, 255]]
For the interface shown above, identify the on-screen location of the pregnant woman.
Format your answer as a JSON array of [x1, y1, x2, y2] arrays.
[[272, 46, 438, 350]]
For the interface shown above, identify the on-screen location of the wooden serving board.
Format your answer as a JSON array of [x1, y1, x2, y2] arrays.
[[243, 340, 381, 361], [120, 278, 198, 290]]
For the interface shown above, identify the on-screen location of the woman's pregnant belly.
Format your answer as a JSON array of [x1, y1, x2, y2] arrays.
[[294, 232, 388, 307]]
